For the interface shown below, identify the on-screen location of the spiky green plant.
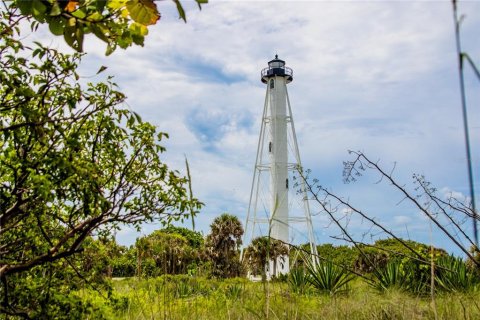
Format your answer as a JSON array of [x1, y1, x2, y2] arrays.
[[436, 255, 479, 292], [371, 260, 404, 292], [305, 259, 354, 295], [225, 283, 242, 300], [288, 267, 311, 294]]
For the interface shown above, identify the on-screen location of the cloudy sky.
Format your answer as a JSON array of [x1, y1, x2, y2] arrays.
[[30, 0, 480, 254]]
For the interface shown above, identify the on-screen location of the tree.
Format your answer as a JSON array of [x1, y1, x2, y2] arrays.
[[162, 225, 204, 249], [314, 243, 357, 268], [243, 236, 288, 281], [111, 245, 137, 277], [205, 213, 244, 278], [81, 236, 126, 279], [9, 0, 207, 54], [0, 7, 201, 318], [135, 229, 199, 277]]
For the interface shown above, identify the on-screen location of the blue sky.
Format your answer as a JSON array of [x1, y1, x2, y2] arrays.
[[30, 0, 479, 255]]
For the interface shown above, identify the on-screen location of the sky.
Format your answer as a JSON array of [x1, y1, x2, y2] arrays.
[[27, 0, 480, 255]]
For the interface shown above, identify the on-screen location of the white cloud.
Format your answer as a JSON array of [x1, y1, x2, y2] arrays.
[[440, 187, 468, 202]]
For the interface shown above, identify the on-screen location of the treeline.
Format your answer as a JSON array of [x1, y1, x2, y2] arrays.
[[84, 213, 245, 279], [83, 215, 480, 292]]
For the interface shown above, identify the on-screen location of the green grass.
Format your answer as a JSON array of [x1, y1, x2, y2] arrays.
[[77, 276, 480, 319]]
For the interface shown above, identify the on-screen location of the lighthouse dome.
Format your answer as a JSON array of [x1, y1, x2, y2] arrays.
[[261, 55, 293, 84]]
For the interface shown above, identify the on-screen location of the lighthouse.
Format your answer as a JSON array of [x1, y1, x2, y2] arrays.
[[242, 56, 318, 278]]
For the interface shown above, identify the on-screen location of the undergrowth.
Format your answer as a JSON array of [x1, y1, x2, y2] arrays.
[[74, 275, 480, 319]]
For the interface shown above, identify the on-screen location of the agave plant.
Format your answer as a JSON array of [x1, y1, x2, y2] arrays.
[[371, 259, 405, 292], [288, 267, 311, 294], [225, 283, 243, 300], [435, 255, 479, 292], [305, 258, 354, 295]]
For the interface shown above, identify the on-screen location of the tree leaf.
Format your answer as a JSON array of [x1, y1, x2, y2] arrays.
[[90, 24, 110, 43], [96, 0, 108, 12], [106, 44, 116, 56], [96, 66, 108, 74], [126, 0, 160, 26], [172, 0, 186, 22], [107, 0, 129, 10], [75, 27, 84, 52], [196, 0, 208, 10], [49, 2, 62, 16], [71, 9, 87, 19], [48, 17, 64, 36], [63, 27, 76, 48], [16, 0, 33, 15]]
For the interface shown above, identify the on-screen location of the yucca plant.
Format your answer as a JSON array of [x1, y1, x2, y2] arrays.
[[174, 280, 192, 298], [225, 283, 242, 300], [371, 259, 405, 292], [436, 255, 479, 292], [305, 258, 354, 295], [288, 267, 311, 294]]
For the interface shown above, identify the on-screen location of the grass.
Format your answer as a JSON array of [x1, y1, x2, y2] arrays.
[[76, 275, 480, 319]]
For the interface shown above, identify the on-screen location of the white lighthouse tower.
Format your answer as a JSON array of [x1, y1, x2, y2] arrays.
[[242, 56, 318, 278]]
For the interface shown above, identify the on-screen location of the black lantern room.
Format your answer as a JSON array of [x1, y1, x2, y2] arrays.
[[260, 55, 293, 84]]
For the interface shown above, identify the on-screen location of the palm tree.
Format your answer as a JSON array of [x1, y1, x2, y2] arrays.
[[135, 230, 195, 276], [205, 213, 244, 278], [243, 236, 288, 281]]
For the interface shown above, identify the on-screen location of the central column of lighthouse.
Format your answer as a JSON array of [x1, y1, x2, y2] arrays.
[[269, 75, 289, 245], [261, 55, 293, 275]]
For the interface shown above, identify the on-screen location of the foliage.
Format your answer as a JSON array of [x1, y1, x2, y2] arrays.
[[0, 8, 201, 318], [435, 254, 480, 293], [305, 258, 355, 296], [288, 267, 311, 294], [243, 236, 288, 280], [351, 238, 447, 278], [135, 229, 200, 277], [370, 259, 407, 292], [111, 246, 136, 277], [9, 0, 207, 54], [224, 283, 243, 300], [205, 213, 244, 278], [315, 243, 357, 267], [353, 248, 389, 274], [466, 245, 480, 276], [172, 277, 208, 298], [82, 237, 127, 279], [51, 274, 480, 320], [162, 225, 204, 248], [110, 276, 480, 319]]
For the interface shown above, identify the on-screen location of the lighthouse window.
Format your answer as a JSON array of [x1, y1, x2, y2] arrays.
[[270, 79, 274, 89], [286, 178, 289, 189], [269, 142, 272, 153]]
